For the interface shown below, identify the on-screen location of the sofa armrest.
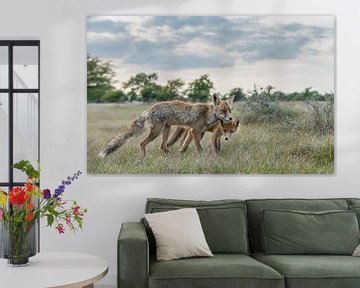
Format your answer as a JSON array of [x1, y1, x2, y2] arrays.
[[118, 222, 149, 288]]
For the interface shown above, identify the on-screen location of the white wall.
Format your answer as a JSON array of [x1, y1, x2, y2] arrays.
[[1, 0, 360, 285]]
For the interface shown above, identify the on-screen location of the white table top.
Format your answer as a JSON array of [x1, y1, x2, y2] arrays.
[[0, 252, 108, 288]]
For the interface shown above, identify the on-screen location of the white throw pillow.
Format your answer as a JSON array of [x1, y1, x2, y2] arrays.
[[353, 244, 360, 256], [145, 208, 213, 261]]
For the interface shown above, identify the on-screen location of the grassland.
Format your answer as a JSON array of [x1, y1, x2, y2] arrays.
[[87, 102, 334, 174]]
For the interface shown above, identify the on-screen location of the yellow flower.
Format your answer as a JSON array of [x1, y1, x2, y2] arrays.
[[0, 190, 7, 206]]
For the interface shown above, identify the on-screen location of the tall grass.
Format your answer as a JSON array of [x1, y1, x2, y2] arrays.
[[87, 102, 334, 174], [304, 93, 334, 134]]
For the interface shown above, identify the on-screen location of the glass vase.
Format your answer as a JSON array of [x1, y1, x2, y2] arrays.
[[0, 220, 37, 266]]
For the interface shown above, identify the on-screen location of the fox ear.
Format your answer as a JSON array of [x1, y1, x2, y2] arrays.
[[212, 93, 220, 106], [227, 95, 235, 106], [235, 119, 240, 127]]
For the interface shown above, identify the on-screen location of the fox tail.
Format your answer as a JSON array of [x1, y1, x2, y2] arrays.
[[98, 113, 147, 158]]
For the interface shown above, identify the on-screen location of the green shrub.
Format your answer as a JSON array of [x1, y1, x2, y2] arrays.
[[240, 86, 297, 125], [101, 90, 128, 103]]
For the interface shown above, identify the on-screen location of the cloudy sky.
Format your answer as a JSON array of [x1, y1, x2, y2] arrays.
[[87, 16, 334, 94]]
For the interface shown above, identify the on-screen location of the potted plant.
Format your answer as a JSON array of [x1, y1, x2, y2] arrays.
[[0, 160, 87, 266]]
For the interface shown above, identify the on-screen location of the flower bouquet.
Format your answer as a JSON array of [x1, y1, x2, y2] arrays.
[[0, 160, 87, 266]]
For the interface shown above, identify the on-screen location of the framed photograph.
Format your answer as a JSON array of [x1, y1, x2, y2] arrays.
[[87, 16, 334, 174]]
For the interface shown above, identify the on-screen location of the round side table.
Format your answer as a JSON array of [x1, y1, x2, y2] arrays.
[[0, 252, 108, 288]]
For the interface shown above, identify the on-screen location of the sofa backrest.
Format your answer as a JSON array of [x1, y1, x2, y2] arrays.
[[348, 198, 360, 207], [245, 198, 350, 252], [145, 198, 249, 255]]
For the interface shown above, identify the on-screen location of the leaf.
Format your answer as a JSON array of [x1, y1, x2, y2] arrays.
[[47, 214, 54, 227], [45, 205, 60, 217], [13, 160, 40, 180]]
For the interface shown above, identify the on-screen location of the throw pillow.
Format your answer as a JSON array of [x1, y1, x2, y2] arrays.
[[145, 208, 213, 261], [353, 244, 360, 256]]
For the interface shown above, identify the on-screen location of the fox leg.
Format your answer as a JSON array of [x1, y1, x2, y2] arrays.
[[211, 133, 221, 154], [192, 129, 203, 154], [216, 137, 221, 154], [140, 123, 163, 158], [179, 130, 193, 153], [179, 129, 205, 153], [179, 129, 189, 147], [160, 124, 171, 153], [167, 126, 185, 147]]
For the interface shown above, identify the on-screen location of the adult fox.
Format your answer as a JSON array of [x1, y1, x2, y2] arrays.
[[167, 118, 240, 154], [99, 94, 234, 158]]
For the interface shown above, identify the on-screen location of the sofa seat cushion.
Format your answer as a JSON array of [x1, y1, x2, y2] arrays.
[[149, 254, 284, 288], [253, 252, 360, 288]]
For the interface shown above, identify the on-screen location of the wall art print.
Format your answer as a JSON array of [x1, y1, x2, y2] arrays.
[[87, 16, 334, 174]]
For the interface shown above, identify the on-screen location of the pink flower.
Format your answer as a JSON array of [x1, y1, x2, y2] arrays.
[[56, 223, 65, 234], [65, 214, 71, 225], [72, 205, 81, 215], [0, 208, 3, 220]]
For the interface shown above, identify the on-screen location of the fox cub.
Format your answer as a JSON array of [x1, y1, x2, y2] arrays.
[[167, 118, 240, 154]]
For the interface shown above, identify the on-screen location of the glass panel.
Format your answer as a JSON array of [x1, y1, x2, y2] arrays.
[[0, 46, 8, 89], [13, 46, 38, 89], [0, 186, 8, 194], [0, 94, 9, 182], [13, 93, 39, 182]]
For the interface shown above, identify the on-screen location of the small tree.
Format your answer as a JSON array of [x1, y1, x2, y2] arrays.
[[163, 79, 185, 101], [272, 91, 288, 101], [122, 73, 158, 101], [186, 74, 214, 102], [229, 87, 246, 102], [140, 83, 163, 102], [87, 54, 116, 102]]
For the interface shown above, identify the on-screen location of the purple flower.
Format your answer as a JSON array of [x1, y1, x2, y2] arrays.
[[43, 189, 51, 200], [54, 189, 63, 198], [54, 171, 82, 199]]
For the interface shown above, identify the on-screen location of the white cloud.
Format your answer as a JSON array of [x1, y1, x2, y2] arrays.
[[302, 35, 334, 56], [178, 25, 207, 34], [126, 23, 179, 43], [87, 31, 123, 43], [173, 38, 221, 55]]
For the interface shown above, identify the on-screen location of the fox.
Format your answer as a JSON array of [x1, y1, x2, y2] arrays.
[[98, 94, 234, 158], [167, 118, 240, 154]]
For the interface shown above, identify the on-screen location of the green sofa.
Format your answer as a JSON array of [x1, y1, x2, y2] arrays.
[[118, 198, 360, 288]]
